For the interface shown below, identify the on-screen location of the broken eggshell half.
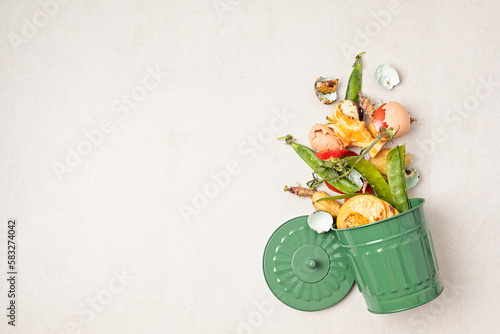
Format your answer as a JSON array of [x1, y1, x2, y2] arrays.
[[405, 167, 420, 189], [314, 77, 338, 104], [372, 102, 411, 139], [374, 64, 400, 90], [307, 210, 334, 234], [308, 123, 343, 151]]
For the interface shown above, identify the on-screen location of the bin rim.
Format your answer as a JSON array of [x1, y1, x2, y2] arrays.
[[332, 198, 425, 232]]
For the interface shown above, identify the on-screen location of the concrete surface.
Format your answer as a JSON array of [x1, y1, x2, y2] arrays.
[[1, 0, 499, 333]]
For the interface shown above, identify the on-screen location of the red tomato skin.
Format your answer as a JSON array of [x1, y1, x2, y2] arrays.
[[318, 150, 358, 193], [373, 104, 389, 133], [315, 150, 352, 160]]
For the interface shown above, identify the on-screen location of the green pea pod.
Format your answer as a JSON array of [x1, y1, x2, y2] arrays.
[[386, 145, 411, 212], [286, 141, 360, 193], [347, 158, 396, 208], [345, 52, 365, 104]]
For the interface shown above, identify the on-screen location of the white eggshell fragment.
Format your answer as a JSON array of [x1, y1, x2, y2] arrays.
[[347, 168, 364, 189], [307, 210, 334, 234], [374, 64, 400, 90], [405, 167, 420, 189]]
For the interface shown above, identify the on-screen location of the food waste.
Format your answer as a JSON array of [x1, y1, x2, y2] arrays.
[[280, 52, 420, 231]]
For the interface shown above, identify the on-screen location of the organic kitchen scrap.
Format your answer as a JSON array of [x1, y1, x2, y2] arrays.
[[281, 52, 419, 231]]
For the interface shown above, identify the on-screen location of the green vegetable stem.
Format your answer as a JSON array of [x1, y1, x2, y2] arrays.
[[386, 145, 411, 212], [279, 135, 360, 193], [345, 52, 365, 104]]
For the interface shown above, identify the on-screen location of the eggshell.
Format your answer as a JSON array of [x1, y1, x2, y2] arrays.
[[374, 64, 400, 90], [405, 167, 420, 189], [373, 102, 411, 139], [314, 77, 338, 104], [307, 210, 333, 233], [308, 123, 343, 151]]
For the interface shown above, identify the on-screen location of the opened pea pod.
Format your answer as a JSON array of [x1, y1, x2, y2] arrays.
[[386, 145, 411, 212]]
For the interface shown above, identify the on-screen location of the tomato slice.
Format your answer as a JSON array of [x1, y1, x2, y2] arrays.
[[325, 181, 344, 193], [315, 150, 357, 160]]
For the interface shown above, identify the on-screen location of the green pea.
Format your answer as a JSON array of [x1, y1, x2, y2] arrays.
[[345, 52, 365, 104], [386, 145, 411, 212]]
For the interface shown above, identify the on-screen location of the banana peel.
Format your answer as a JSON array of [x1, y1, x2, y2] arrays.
[[336, 195, 398, 229]]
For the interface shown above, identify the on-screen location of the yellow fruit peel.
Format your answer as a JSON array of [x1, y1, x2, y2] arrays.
[[369, 148, 413, 176], [336, 195, 399, 229], [312, 191, 342, 218]]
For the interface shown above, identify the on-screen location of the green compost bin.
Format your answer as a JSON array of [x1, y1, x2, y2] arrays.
[[333, 198, 443, 313]]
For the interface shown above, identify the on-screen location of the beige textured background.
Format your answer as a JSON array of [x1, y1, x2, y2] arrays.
[[1, 0, 499, 333]]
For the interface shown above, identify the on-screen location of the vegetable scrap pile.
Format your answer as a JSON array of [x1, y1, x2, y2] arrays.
[[282, 53, 420, 231]]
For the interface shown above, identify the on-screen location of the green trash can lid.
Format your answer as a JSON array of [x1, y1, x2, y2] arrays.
[[263, 216, 354, 311]]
